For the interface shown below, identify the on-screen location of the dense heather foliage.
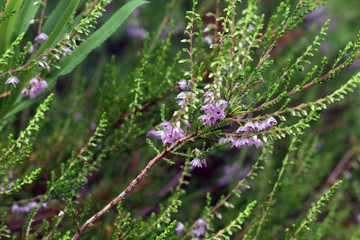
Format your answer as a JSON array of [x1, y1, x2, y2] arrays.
[[0, 0, 359, 239]]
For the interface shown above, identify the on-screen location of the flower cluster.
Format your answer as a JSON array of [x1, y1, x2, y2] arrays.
[[191, 218, 208, 238], [218, 117, 278, 149], [198, 99, 228, 126], [21, 78, 48, 99], [176, 91, 196, 108], [235, 117, 277, 133], [219, 135, 265, 148], [156, 122, 185, 145], [11, 201, 48, 214]]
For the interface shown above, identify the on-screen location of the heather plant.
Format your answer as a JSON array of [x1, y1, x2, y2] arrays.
[[0, 0, 360, 239]]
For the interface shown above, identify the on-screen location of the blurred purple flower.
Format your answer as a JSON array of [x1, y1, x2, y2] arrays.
[[21, 88, 29, 96], [175, 222, 184, 235], [5, 77, 20, 87], [190, 158, 202, 168], [35, 33, 48, 42], [127, 24, 147, 40]]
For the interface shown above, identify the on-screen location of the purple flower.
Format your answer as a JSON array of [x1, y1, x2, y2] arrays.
[[204, 92, 214, 103], [176, 92, 186, 99], [233, 138, 250, 148], [176, 91, 196, 108], [212, 107, 225, 119], [265, 117, 277, 127], [200, 104, 214, 114], [248, 24, 255, 32], [184, 120, 191, 128], [11, 204, 21, 213], [146, 129, 161, 140], [11, 201, 40, 214], [90, 122, 97, 131], [198, 114, 216, 126], [62, 47, 73, 57], [192, 227, 205, 237], [177, 99, 187, 108], [29, 19, 35, 25], [217, 100, 228, 108], [178, 79, 189, 90], [157, 122, 185, 145], [21, 88, 29, 96], [29, 78, 39, 86], [5, 77, 20, 87], [244, 122, 255, 132], [252, 136, 263, 148], [29, 44, 34, 54], [126, 24, 147, 40], [195, 218, 207, 228], [203, 36, 213, 45], [74, 112, 82, 122], [175, 222, 184, 235], [199, 102, 227, 126], [190, 158, 202, 168], [39, 80, 48, 89], [219, 137, 234, 145], [29, 87, 38, 99], [254, 121, 266, 132], [35, 33, 48, 42], [192, 218, 207, 237]]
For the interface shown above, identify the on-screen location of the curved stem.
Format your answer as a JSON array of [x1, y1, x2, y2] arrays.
[[71, 132, 197, 240]]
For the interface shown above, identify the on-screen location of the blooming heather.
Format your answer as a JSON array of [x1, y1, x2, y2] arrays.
[[191, 218, 207, 237], [23, 79, 48, 99], [199, 102, 227, 126], [156, 122, 185, 145]]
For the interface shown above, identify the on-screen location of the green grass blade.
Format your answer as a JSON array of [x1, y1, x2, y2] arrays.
[[0, 0, 24, 55], [0, 0, 148, 128], [35, 0, 80, 58], [52, 0, 149, 77], [13, 0, 40, 39], [42, 0, 72, 35]]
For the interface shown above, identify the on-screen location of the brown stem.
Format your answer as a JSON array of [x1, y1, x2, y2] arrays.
[[71, 132, 197, 240]]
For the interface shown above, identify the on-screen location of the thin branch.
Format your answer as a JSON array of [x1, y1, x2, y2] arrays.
[[71, 132, 197, 240]]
